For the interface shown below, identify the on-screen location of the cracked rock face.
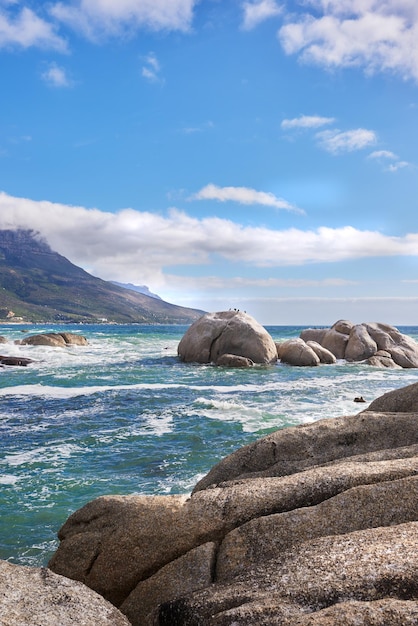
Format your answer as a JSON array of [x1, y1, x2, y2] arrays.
[[48, 383, 418, 625], [177, 310, 278, 365]]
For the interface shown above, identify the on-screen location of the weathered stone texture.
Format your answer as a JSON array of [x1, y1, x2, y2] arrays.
[[0, 560, 130, 626], [177, 310, 277, 365], [299, 320, 418, 368], [48, 383, 418, 625]]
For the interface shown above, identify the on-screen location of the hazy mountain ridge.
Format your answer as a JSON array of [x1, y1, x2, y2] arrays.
[[111, 282, 162, 300], [0, 229, 204, 324]]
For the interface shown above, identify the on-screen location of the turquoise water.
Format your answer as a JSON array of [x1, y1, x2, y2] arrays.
[[1, 323, 418, 567]]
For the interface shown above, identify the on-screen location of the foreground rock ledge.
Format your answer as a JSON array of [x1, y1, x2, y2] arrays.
[[47, 381, 418, 625], [0, 560, 130, 626]]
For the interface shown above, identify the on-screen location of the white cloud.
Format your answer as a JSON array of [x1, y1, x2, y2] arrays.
[[49, 0, 198, 40], [192, 183, 304, 213], [386, 160, 410, 172], [368, 150, 398, 160], [281, 114, 335, 130], [1, 192, 418, 290], [41, 63, 73, 87], [0, 6, 66, 50], [281, 117, 380, 159], [278, 1, 418, 82], [315, 128, 377, 153], [368, 149, 412, 172], [241, 0, 282, 31]]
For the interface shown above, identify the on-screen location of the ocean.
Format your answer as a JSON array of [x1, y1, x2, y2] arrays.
[[1, 322, 418, 569]]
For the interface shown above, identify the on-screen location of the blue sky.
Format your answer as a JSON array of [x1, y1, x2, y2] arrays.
[[1, 0, 418, 325]]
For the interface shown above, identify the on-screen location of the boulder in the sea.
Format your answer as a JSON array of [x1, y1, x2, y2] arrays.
[[306, 340, 336, 364], [366, 350, 402, 369], [0, 560, 130, 625], [49, 382, 418, 625], [364, 322, 418, 368], [215, 353, 254, 367], [321, 327, 350, 359], [332, 319, 354, 335], [298, 327, 327, 344], [0, 355, 35, 366], [300, 325, 349, 360], [300, 320, 418, 368], [345, 323, 378, 361], [19, 332, 88, 347], [277, 338, 336, 366], [277, 338, 320, 366], [177, 311, 277, 365]]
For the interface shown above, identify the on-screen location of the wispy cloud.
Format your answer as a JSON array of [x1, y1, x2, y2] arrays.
[[49, 0, 198, 40], [41, 62, 73, 87], [1, 192, 418, 288], [191, 183, 304, 213], [368, 149, 412, 172], [180, 121, 214, 134], [369, 150, 398, 160], [165, 275, 357, 290], [0, 5, 66, 50], [241, 0, 282, 31], [281, 114, 335, 130], [141, 52, 163, 83], [386, 160, 410, 172], [315, 128, 377, 154], [279, 2, 418, 82]]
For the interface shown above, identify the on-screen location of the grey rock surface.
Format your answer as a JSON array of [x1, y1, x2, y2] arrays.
[[177, 310, 277, 365], [305, 340, 336, 364], [215, 353, 254, 367], [277, 338, 320, 366], [300, 320, 418, 367], [19, 332, 88, 347], [160, 523, 418, 624], [49, 382, 418, 625], [345, 323, 378, 361], [0, 560, 130, 626], [366, 380, 418, 413]]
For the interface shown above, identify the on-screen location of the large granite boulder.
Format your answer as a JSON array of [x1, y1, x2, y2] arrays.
[[300, 325, 349, 359], [300, 320, 418, 368], [19, 332, 88, 347], [0, 560, 130, 625], [49, 382, 418, 625], [306, 340, 336, 364], [345, 323, 377, 361], [177, 311, 277, 365], [366, 350, 402, 368], [277, 338, 320, 366], [277, 338, 336, 366]]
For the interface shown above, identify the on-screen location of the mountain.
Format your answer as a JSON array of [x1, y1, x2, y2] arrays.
[[0, 229, 204, 324]]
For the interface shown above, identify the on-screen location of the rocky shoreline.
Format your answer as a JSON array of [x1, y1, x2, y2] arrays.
[[2, 314, 418, 624], [2, 380, 418, 625], [177, 311, 418, 369]]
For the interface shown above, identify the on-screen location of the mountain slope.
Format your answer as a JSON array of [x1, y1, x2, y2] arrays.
[[0, 229, 204, 324]]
